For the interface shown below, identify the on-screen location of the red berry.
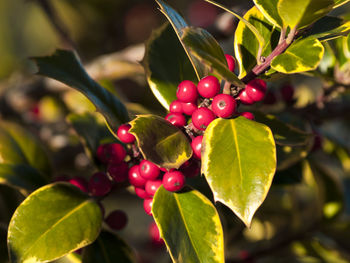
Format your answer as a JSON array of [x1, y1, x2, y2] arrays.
[[139, 160, 160, 180], [182, 102, 197, 116], [191, 136, 203, 159], [128, 165, 146, 188], [117, 124, 135, 144], [143, 198, 153, 216], [176, 80, 198, 103], [145, 180, 162, 196], [135, 187, 151, 199], [96, 143, 126, 164], [107, 161, 129, 183], [281, 84, 294, 102], [225, 54, 235, 72], [89, 172, 112, 197], [165, 113, 186, 127], [149, 222, 164, 246], [163, 171, 185, 192], [169, 100, 183, 113], [105, 210, 128, 231], [69, 176, 88, 193], [192, 107, 216, 130], [245, 79, 267, 102], [181, 160, 200, 178], [240, 112, 255, 120], [197, 76, 220, 98], [239, 89, 255, 105], [212, 94, 236, 118]]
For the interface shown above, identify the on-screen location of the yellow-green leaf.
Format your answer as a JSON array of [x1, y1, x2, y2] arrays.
[[307, 16, 350, 42], [253, 0, 283, 28]]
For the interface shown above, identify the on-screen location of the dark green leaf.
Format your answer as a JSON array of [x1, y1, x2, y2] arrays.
[[277, 144, 311, 171], [143, 23, 197, 109], [32, 50, 129, 136], [129, 115, 192, 169], [307, 16, 350, 41], [82, 231, 136, 263], [202, 117, 276, 226], [8, 183, 103, 263], [273, 162, 303, 185], [253, 0, 283, 28], [333, 0, 350, 8], [0, 185, 23, 223], [152, 186, 224, 263]]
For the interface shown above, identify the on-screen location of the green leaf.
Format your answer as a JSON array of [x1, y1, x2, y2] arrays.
[[152, 186, 224, 263], [181, 27, 245, 88], [234, 6, 280, 78], [277, 0, 334, 29], [307, 16, 350, 42], [202, 117, 276, 227], [7, 183, 103, 263], [82, 231, 136, 263], [271, 37, 324, 74], [32, 50, 129, 136], [143, 23, 197, 109], [129, 115, 192, 169], [53, 253, 82, 263], [333, 0, 350, 8], [253, 0, 283, 28], [277, 144, 311, 171]]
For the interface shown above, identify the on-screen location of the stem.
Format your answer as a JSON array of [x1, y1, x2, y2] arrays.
[[278, 27, 287, 44]]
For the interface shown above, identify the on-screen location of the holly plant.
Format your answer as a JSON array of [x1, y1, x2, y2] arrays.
[[1, 0, 350, 262]]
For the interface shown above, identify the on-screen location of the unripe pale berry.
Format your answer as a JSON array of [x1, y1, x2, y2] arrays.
[[89, 172, 112, 197], [245, 79, 267, 102], [197, 76, 220, 98], [69, 176, 88, 193], [239, 89, 255, 105], [192, 107, 216, 130], [143, 198, 153, 216], [163, 171, 185, 192], [128, 165, 146, 188], [169, 100, 183, 113], [212, 94, 236, 118], [240, 112, 255, 120], [145, 180, 162, 196], [176, 80, 198, 103], [135, 187, 151, 199], [165, 113, 186, 128], [117, 124, 135, 144], [107, 161, 129, 183], [149, 222, 164, 246], [225, 54, 236, 72], [191, 136, 203, 159], [105, 210, 128, 231], [139, 160, 160, 180], [182, 102, 197, 116], [96, 143, 126, 164]]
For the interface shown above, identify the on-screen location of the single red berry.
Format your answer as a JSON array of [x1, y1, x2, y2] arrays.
[[165, 113, 186, 128], [163, 171, 185, 192], [212, 94, 236, 118], [69, 176, 88, 193], [181, 102, 197, 116], [149, 222, 164, 246], [169, 100, 183, 113], [117, 124, 136, 144], [281, 84, 294, 102], [245, 79, 267, 102], [89, 172, 112, 196], [96, 143, 126, 164], [197, 76, 220, 98], [239, 89, 255, 105], [192, 107, 216, 130], [145, 180, 162, 196], [225, 54, 236, 72], [240, 112, 255, 120], [139, 160, 160, 180], [176, 80, 198, 103], [135, 187, 151, 199], [143, 198, 153, 216], [128, 165, 147, 188], [107, 161, 129, 183], [191, 136, 203, 159], [105, 210, 128, 231]]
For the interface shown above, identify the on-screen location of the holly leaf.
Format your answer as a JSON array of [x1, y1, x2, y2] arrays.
[[202, 117, 276, 227], [307, 16, 350, 42], [32, 49, 129, 136], [253, 0, 283, 28], [7, 183, 103, 263], [271, 37, 324, 74], [333, 0, 350, 8], [129, 115, 192, 169], [152, 186, 224, 263], [142, 23, 197, 110]]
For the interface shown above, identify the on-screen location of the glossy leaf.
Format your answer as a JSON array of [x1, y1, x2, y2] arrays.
[[8, 183, 103, 263], [82, 231, 136, 263], [181, 27, 244, 88], [53, 253, 82, 263], [234, 6, 280, 78], [202, 117, 276, 226], [129, 115, 192, 169], [253, 0, 283, 28], [307, 16, 350, 41], [271, 37, 324, 74], [32, 50, 129, 136], [333, 0, 350, 8], [143, 23, 197, 109], [152, 186, 224, 263]]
